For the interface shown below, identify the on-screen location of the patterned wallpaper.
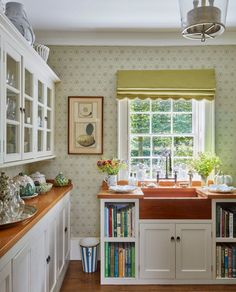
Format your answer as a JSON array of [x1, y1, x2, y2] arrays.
[[29, 45, 236, 238]]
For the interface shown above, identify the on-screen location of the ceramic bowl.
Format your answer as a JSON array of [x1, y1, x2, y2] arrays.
[[36, 183, 53, 194]]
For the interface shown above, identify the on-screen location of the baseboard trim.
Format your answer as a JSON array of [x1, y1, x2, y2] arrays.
[[70, 237, 100, 260]]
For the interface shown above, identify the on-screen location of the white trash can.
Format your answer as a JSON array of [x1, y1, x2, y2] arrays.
[[80, 238, 99, 273]]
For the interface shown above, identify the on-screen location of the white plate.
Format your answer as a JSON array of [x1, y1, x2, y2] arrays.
[[109, 185, 137, 193], [21, 193, 38, 199], [206, 184, 236, 194]]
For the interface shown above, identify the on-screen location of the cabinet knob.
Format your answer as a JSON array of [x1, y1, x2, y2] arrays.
[[20, 107, 23, 113], [44, 116, 48, 121], [64, 227, 68, 233], [46, 255, 51, 264], [170, 236, 175, 242], [176, 236, 181, 242]]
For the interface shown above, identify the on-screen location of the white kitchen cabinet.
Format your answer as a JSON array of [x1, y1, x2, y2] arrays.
[[175, 223, 212, 279], [140, 223, 175, 279], [140, 222, 212, 280], [0, 13, 59, 168], [45, 217, 57, 292], [12, 244, 31, 292], [0, 191, 71, 292], [0, 261, 12, 292]]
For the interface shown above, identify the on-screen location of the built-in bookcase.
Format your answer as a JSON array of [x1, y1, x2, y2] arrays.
[[100, 199, 139, 284], [213, 199, 236, 283]]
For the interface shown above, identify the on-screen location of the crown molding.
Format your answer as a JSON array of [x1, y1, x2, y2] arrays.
[[35, 30, 236, 47]]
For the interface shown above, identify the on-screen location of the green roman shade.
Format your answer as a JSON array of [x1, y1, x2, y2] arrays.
[[116, 69, 216, 100]]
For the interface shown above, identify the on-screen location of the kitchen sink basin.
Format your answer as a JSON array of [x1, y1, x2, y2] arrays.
[[142, 187, 199, 198]]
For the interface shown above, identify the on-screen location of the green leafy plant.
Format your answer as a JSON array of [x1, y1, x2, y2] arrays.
[[97, 159, 127, 175], [189, 152, 221, 178]]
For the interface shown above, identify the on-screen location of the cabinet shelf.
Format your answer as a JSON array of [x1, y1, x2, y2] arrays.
[[215, 238, 236, 243], [104, 237, 136, 242], [6, 84, 20, 94]]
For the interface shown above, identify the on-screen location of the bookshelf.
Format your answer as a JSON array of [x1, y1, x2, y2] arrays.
[[100, 198, 139, 284], [213, 199, 236, 282]]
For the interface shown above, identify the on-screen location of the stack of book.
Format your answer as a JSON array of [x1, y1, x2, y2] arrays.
[[216, 205, 236, 238], [104, 242, 135, 278], [216, 244, 236, 278], [104, 204, 135, 237]]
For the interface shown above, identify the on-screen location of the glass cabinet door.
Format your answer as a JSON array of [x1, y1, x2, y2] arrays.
[[37, 80, 46, 155], [4, 45, 22, 162], [23, 68, 34, 159], [46, 87, 53, 153]]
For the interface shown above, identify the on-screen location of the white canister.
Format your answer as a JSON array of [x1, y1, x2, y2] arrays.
[[30, 171, 46, 185]]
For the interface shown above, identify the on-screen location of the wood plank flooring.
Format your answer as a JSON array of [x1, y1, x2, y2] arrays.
[[61, 261, 236, 292]]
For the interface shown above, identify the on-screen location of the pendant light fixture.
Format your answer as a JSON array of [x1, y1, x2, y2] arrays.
[[179, 0, 229, 42]]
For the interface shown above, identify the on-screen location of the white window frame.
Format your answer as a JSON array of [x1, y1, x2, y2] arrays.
[[117, 98, 215, 180]]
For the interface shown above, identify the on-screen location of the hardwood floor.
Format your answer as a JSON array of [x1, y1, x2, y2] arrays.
[[61, 261, 236, 292]]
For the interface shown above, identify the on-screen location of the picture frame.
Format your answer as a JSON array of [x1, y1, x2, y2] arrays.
[[68, 96, 103, 154]]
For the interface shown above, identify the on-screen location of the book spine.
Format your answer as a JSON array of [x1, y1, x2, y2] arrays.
[[111, 207, 114, 237], [222, 210, 225, 237], [117, 211, 121, 237], [125, 244, 128, 277], [105, 242, 109, 277], [124, 209, 128, 237], [226, 211, 229, 238], [122, 248, 125, 277], [216, 205, 221, 237], [220, 207, 223, 237], [233, 213, 236, 238], [113, 206, 117, 237], [110, 243, 114, 277], [132, 206, 135, 237], [114, 243, 119, 277], [109, 207, 112, 237], [218, 245, 222, 278], [230, 212, 234, 238], [221, 245, 225, 278], [131, 243, 135, 277], [104, 207, 107, 237], [228, 246, 232, 278], [108, 242, 111, 277], [225, 246, 228, 278], [216, 245, 220, 278], [121, 210, 125, 237], [233, 246, 236, 278], [118, 243, 123, 277]]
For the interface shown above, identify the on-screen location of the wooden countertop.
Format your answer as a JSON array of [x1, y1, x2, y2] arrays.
[[0, 184, 73, 258], [97, 187, 144, 199], [197, 188, 236, 199]]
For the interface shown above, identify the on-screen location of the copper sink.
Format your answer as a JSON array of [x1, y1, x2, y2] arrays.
[[142, 187, 199, 198]]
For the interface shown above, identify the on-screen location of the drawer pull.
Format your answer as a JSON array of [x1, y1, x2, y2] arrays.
[[46, 255, 51, 264], [170, 236, 175, 242], [176, 236, 181, 242], [64, 227, 68, 233]]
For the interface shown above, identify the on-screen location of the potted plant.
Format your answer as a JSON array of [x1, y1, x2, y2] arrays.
[[189, 152, 221, 186], [97, 158, 126, 187]]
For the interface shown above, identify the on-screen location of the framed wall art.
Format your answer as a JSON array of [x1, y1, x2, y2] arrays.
[[68, 96, 103, 154]]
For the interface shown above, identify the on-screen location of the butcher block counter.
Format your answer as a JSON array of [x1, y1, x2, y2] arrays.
[[0, 184, 72, 258]]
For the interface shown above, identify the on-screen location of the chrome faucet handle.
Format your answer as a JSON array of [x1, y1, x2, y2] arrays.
[[188, 170, 193, 187], [156, 170, 160, 184], [174, 170, 178, 185]]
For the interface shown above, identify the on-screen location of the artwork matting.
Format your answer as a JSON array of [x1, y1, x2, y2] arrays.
[[68, 96, 103, 154]]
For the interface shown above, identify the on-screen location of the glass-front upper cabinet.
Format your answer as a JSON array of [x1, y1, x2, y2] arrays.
[[4, 44, 22, 162], [23, 66, 34, 159], [36, 80, 54, 156]]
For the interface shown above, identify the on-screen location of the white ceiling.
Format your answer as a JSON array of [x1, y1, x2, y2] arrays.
[[11, 0, 236, 32]]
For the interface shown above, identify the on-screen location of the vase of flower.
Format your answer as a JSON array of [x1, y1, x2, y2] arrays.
[[104, 175, 117, 187], [97, 158, 126, 187], [189, 152, 221, 187]]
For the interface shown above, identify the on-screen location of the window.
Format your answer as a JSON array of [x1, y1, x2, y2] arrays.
[[118, 98, 214, 180]]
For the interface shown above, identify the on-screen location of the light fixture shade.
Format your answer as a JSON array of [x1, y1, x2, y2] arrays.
[[179, 0, 229, 42]]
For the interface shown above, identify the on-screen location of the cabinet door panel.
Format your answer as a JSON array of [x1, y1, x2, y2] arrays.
[[12, 245, 30, 292], [64, 199, 70, 259], [140, 223, 175, 279], [0, 261, 12, 292], [46, 218, 57, 292], [175, 223, 212, 279], [31, 233, 46, 292], [57, 207, 65, 275]]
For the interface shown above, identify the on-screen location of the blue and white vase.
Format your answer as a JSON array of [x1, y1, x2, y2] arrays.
[[5, 2, 35, 45]]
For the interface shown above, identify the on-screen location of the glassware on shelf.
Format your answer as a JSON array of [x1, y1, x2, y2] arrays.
[[6, 97, 17, 120]]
